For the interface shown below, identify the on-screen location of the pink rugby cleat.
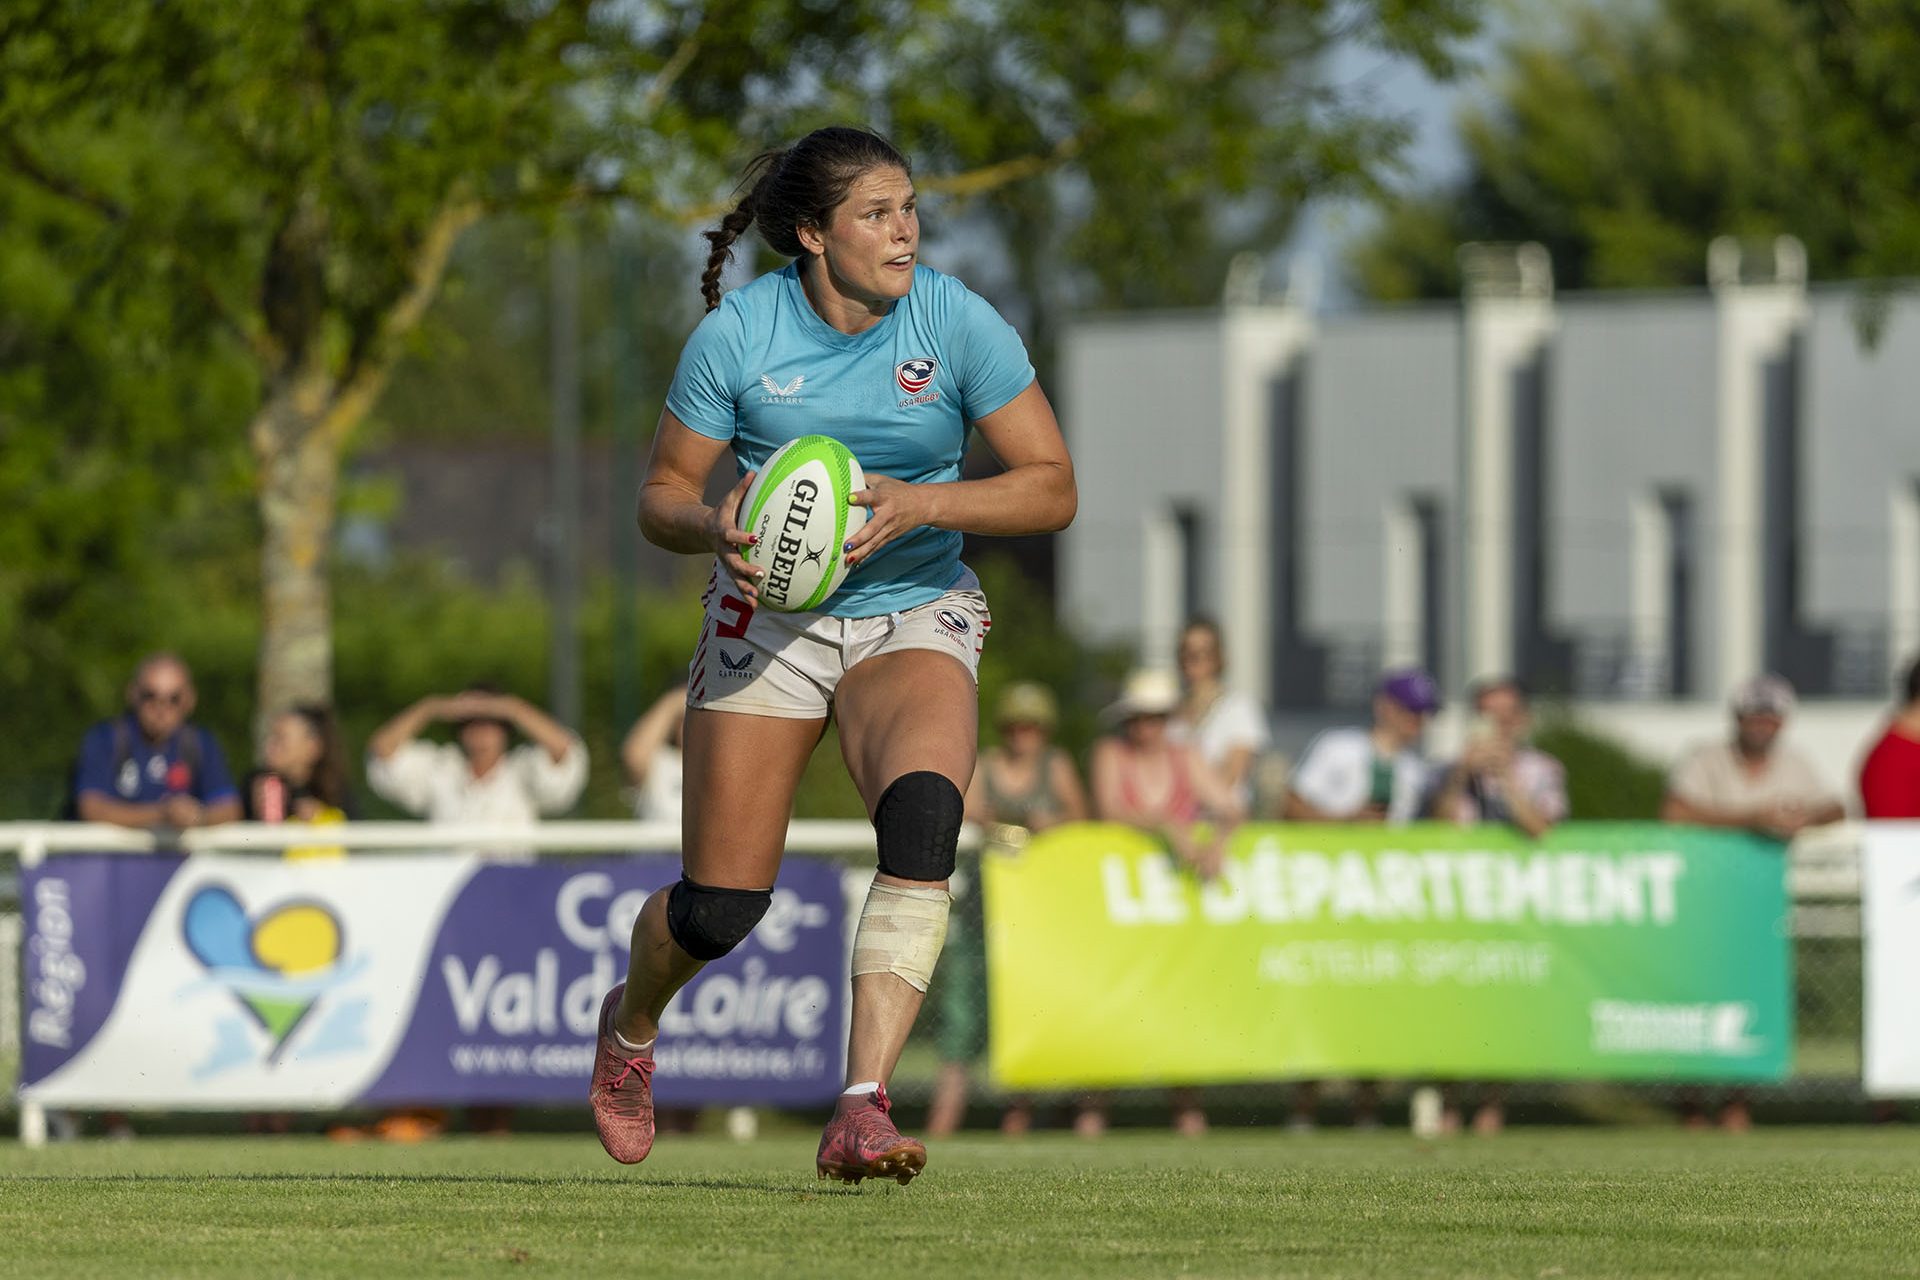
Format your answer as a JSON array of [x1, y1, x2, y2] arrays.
[[588, 984, 656, 1164], [816, 1085, 927, 1186]]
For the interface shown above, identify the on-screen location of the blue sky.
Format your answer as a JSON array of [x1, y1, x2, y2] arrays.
[[1288, 19, 1503, 307]]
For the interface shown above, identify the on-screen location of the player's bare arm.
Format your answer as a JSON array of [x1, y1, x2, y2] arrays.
[[639, 411, 763, 601]]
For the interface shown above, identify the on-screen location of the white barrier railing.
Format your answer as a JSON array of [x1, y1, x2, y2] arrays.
[[0, 819, 1865, 1146], [0, 818, 983, 866]]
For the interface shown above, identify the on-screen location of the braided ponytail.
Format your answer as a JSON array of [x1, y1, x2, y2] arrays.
[[700, 192, 757, 312]]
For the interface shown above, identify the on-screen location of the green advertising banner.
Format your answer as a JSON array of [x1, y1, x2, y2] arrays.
[[983, 823, 1792, 1087]]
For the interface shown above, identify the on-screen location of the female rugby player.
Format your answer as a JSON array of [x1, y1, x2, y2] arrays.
[[588, 126, 1076, 1185]]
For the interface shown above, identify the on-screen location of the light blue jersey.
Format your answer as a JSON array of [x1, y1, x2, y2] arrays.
[[664, 263, 1035, 617]]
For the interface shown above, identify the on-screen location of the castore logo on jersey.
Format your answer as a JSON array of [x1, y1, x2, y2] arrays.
[[759, 373, 805, 403]]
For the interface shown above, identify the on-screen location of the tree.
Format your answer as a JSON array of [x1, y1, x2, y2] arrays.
[[1351, 0, 1920, 299], [2, 0, 1479, 727]]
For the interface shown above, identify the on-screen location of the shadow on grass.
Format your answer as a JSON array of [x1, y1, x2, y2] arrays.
[[0, 1171, 835, 1193]]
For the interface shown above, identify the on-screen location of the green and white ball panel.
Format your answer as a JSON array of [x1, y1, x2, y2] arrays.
[[741, 435, 868, 612]]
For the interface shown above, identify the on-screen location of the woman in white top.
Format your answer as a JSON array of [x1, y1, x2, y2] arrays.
[[365, 686, 589, 830], [621, 687, 688, 824], [1170, 618, 1270, 812]]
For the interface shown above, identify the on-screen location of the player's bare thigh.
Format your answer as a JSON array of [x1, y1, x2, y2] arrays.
[[680, 705, 825, 888], [834, 648, 979, 829]]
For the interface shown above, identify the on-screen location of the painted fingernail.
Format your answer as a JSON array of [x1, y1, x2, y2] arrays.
[[747, 535, 759, 545], [843, 541, 854, 551]]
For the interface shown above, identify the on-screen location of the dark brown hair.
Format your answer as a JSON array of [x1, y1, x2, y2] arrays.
[[700, 126, 912, 311], [288, 703, 351, 811]]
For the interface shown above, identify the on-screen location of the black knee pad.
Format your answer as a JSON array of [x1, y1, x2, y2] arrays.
[[665, 877, 772, 961], [874, 770, 964, 882]]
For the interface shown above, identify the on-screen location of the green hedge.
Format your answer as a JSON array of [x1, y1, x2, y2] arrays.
[[1532, 715, 1668, 821], [0, 553, 1128, 823]]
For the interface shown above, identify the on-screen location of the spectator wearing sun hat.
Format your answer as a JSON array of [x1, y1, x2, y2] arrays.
[[1662, 674, 1844, 841], [1087, 668, 1244, 1140], [965, 682, 1089, 836], [929, 683, 1090, 1141], [1284, 667, 1442, 825], [1092, 669, 1246, 859]]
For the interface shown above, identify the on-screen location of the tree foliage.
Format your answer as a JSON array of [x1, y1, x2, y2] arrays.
[[1352, 0, 1920, 299], [0, 0, 1478, 770]]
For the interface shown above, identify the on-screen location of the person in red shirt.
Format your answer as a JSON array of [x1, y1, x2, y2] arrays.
[[1861, 657, 1920, 818]]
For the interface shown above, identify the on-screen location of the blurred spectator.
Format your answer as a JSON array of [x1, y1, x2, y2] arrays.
[[1662, 675, 1844, 841], [360, 685, 586, 1140], [71, 652, 241, 830], [1426, 677, 1566, 1135], [964, 682, 1089, 834], [1663, 674, 1841, 1133], [241, 704, 353, 1135], [1282, 667, 1441, 1132], [1430, 677, 1568, 839], [932, 682, 1088, 1139], [366, 685, 588, 830], [1091, 668, 1243, 1139], [1093, 668, 1244, 879], [244, 705, 355, 853], [1860, 656, 1920, 818], [1171, 618, 1271, 813], [622, 686, 688, 823], [1285, 668, 1441, 824]]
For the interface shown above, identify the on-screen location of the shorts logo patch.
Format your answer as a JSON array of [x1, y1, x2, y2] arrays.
[[896, 358, 937, 395], [718, 649, 756, 677], [935, 609, 971, 641]]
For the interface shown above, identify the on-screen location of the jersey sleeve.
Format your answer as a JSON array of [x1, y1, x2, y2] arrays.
[[949, 286, 1035, 420], [663, 301, 748, 441]]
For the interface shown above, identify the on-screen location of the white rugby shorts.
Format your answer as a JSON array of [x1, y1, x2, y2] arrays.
[[687, 563, 991, 718]]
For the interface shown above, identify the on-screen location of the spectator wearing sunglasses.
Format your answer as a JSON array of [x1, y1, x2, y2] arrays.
[[70, 652, 240, 829]]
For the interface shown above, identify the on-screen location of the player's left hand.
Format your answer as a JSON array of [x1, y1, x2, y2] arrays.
[[845, 474, 936, 569]]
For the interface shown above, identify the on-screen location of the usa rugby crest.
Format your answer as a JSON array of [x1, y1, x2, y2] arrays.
[[896, 358, 937, 395]]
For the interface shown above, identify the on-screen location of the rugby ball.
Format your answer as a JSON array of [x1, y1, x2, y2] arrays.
[[740, 435, 867, 612]]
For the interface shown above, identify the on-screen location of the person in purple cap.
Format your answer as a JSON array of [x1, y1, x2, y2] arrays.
[[1285, 668, 1441, 825], [1280, 667, 1440, 1131]]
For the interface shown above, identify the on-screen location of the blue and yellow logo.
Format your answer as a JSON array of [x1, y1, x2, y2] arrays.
[[183, 885, 348, 1062]]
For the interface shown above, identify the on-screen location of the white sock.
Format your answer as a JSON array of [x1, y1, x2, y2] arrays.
[[841, 1081, 881, 1097], [612, 1027, 655, 1055]]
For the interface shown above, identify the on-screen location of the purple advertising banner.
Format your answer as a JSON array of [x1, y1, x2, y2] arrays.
[[364, 855, 847, 1106], [20, 855, 179, 1089], [18, 852, 848, 1109]]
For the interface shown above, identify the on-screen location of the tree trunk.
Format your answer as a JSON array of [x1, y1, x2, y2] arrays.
[[252, 385, 338, 738], [247, 198, 480, 740]]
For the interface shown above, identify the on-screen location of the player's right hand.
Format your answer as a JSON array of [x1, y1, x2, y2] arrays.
[[708, 470, 762, 602]]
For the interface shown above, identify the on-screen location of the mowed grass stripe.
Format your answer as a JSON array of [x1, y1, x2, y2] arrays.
[[1, 1130, 1917, 1278]]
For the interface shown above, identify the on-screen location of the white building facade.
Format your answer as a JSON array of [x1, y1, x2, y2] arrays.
[[1060, 243, 1920, 776]]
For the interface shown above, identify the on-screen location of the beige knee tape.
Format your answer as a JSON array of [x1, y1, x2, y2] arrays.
[[850, 881, 951, 993]]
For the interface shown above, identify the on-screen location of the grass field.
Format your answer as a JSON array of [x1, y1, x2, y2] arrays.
[[3, 1127, 1918, 1278]]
